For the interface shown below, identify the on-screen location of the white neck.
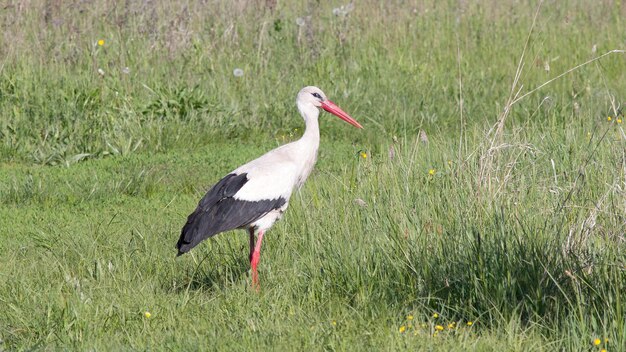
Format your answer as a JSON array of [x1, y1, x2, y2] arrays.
[[297, 101, 320, 147], [292, 101, 321, 187]]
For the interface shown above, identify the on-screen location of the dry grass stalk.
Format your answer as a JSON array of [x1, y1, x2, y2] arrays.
[[477, 0, 625, 200], [477, 0, 543, 196]]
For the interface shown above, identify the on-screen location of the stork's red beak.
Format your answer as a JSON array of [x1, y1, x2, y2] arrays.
[[321, 100, 363, 129]]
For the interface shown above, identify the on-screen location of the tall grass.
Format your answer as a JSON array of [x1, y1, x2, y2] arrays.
[[2, 0, 624, 163], [1, 0, 626, 350]]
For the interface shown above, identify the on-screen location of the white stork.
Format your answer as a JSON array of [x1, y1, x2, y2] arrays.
[[176, 86, 362, 287]]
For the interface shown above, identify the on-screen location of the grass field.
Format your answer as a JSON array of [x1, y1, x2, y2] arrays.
[[1, 0, 626, 350]]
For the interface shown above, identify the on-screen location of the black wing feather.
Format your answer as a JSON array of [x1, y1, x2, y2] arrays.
[[176, 173, 286, 255]]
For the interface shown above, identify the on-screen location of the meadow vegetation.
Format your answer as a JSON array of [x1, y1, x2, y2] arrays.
[[1, 0, 625, 350]]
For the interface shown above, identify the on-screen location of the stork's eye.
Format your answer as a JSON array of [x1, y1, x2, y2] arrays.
[[312, 92, 322, 100]]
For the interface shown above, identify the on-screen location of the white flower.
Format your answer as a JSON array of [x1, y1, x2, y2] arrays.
[[97, 68, 105, 76], [333, 3, 354, 16], [121, 67, 130, 74], [233, 68, 244, 77], [295, 17, 305, 26]]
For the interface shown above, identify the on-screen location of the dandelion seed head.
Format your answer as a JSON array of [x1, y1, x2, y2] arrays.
[[296, 17, 305, 26], [333, 3, 354, 17], [233, 68, 244, 77]]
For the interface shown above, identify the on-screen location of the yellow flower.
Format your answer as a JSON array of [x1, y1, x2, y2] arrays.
[[331, 320, 337, 326], [407, 315, 414, 321], [600, 349, 606, 352], [432, 313, 439, 318], [428, 169, 436, 176], [144, 311, 151, 319], [399, 325, 406, 333], [435, 325, 444, 331], [448, 322, 456, 329], [97, 39, 105, 46], [618, 118, 623, 124], [607, 116, 612, 121], [360, 151, 367, 159], [594, 338, 601, 346], [467, 321, 473, 326]]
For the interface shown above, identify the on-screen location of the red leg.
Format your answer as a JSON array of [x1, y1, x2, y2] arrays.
[[250, 229, 265, 289]]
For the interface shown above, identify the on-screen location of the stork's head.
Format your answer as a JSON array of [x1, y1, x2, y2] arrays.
[[296, 86, 363, 129]]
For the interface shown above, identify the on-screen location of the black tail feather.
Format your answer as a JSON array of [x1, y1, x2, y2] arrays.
[[175, 172, 286, 255]]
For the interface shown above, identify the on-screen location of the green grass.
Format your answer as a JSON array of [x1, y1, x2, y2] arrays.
[[1, 0, 626, 350]]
